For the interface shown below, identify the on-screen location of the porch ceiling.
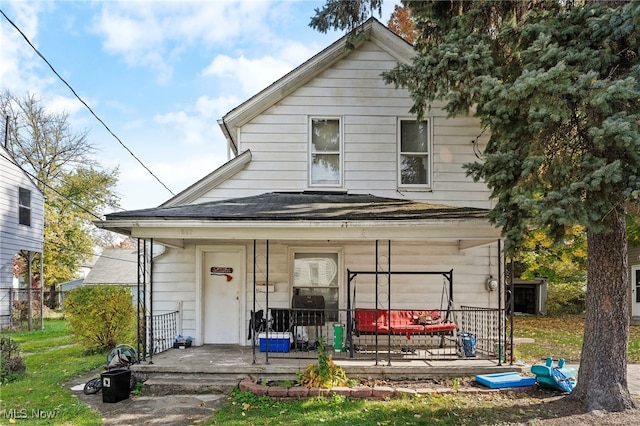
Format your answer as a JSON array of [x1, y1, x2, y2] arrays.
[[96, 192, 501, 246]]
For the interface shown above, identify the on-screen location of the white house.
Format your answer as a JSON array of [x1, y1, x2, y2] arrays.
[[0, 142, 45, 327], [97, 19, 505, 355]]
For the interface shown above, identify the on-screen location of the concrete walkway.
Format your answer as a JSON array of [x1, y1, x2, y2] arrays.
[[629, 364, 640, 395]]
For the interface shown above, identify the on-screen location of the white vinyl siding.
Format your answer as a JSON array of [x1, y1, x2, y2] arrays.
[[196, 41, 491, 208], [0, 146, 44, 292], [132, 23, 507, 347]]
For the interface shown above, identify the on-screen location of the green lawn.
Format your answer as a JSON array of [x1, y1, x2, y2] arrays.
[[1, 320, 104, 425], [210, 388, 546, 426], [208, 315, 640, 425], [511, 315, 640, 364], [2, 316, 639, 425]]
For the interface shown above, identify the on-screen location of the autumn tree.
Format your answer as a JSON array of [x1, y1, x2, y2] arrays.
[[311, 0, 639, 413], [1, 91, 120, 289], [516, 226, 588, 314], [387, 5, 416, 44]]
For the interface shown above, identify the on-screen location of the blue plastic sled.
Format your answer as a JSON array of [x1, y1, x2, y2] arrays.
[[530, 357, 576, 393], [475, 372, 536, 389]]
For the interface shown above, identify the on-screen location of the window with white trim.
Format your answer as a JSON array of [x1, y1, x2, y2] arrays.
[[398, 119, 430, 187], [292, 251, 339, 322], [310, 118, 341, 186], [18, 187, 31, 226]]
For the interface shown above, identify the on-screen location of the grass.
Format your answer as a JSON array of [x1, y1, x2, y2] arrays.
[[1, 315, 639, 425], [511, 314, 640, 364], [208, 315, 640, 425], [0, 319, 105, 425], [210, 388, 546, 426]]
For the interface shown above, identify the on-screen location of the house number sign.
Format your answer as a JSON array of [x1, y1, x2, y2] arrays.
[[210, 266, 233, 281]]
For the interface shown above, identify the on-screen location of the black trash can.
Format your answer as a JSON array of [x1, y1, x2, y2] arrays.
[[101, 369, 131, 403]]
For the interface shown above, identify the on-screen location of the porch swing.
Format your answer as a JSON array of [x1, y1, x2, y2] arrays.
[[345, 241, 457, 361]]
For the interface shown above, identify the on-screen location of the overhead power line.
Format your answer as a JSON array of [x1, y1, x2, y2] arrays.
[[0, 9, 176, 197]]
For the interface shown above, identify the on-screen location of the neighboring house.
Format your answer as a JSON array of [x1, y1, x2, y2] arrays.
[[83, 248, 140, 303], [0, 143, 45, 327], [59, 278, 84, 307], [628, 246, 640, 325], [97, 19, 504, 350]]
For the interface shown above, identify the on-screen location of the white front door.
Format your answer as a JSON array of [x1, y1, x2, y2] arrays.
[[203, 248, 243, 344], [633, 266, 640, 318]]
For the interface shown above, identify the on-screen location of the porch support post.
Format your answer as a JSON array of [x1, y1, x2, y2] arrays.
[[143, 239, 148, 362], [497, 240, 502, 366], [137, 239, 142, 361], [347, 269, 354, 358], [137, 238, 150, 363], [506, 240, 514, 366], [374, 240, 379, 366], [252, 240, 256, 364], [386, 240, 391, 367], [265, 240, 269, 365], [149, 239, 154, 363]]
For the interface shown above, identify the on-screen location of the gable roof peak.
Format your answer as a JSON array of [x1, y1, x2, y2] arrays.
[[219, 17, 414, 155]]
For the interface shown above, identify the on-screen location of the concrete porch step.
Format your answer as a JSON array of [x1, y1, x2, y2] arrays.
[[143, 377, 239, 396], [132, 345, 525, 396], [136, 364, 524, 396]]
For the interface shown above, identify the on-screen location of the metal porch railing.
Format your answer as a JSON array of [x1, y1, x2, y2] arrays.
[[251, 306, 508, 364], [142, 311, 179, 358]]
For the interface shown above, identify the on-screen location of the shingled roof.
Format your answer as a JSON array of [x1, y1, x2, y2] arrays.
[[105, 192, 489, 222]]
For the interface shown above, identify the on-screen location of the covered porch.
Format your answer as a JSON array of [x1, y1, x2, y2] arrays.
[[96, 192, 510, 375]]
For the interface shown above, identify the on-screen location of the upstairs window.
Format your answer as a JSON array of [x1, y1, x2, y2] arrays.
[[399, 119, 430, 188], [310, 118, 341, 186], [18, 187, 31, 226]]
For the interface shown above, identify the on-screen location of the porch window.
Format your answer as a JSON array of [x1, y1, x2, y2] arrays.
[[293, 252, 339, 321], [398, 119, 430, 188], [310, 118, 341, 186], [18, 187, 31, 226]]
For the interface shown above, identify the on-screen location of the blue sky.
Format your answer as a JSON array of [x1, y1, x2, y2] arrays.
[[1, 0, 400, 211]]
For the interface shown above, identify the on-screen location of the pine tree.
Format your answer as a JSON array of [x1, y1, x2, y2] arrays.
[[312, 0, 640, 412]]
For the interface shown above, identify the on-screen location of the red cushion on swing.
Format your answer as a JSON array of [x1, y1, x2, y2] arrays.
[[354, 309, 456, 335]]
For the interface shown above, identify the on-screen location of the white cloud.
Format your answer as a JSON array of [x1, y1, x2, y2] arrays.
[[154, 95, 240, 145], [201, 42, 316, 95], [44, 95, 86, 116], [115, 149, 228, 209], [0, 2, 53, 95], [90, 0, 275, 84]]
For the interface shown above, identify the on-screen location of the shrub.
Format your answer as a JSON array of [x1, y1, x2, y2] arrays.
[[546, 281, 586, 315], [64, 285, 136, 352], [1, 337, 26, 383], [298, 338, 354, 388]]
